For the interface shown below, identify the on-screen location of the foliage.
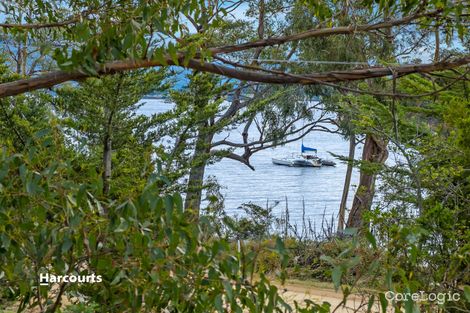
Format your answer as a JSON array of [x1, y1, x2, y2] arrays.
[[228, 203, 279, 240], [155, 71, 231, 182], [0, 0, 466, 75], [296, 70, 470, 311], [361, 72, 470, 311], [0, 56, 56, 151], [54, 70, 168, 198], [155, 71, 319, 214], [0, 1, 469, 311], [211, 202, 280, 241], [0, 129, 303, 313]]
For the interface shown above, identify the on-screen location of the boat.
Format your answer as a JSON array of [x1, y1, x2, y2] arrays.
[[272, 144, 322, 167], [272, 144, 337, 168], [272, 154, 322, 167]]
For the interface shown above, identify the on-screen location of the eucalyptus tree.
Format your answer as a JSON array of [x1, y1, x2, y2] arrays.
[[332, 102, 358, 232], [283, 0, 458, 228], [0, 0, 467, 98], [357, 70, 470, 289], [54, 70, 167, 196]]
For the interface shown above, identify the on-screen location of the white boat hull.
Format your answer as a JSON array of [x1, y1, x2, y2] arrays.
[[272, 158, 294, 166], [272, 157, 321, 167]]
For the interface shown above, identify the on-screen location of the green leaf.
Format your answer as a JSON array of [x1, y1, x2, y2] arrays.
[[222, 280, 233, 302], [167, 42, 179, 65], [110, 270, 125, 285], [404, 294, 414, 313], [182, 45, 196, 67], [130, 19, 141, 32], [173, 192, 183, 213], [379, 292, 388, 313], [464, 286, 470, 302], [331, 266, 342, 291], [346, 256, 361, 268], [122, 32, 134, 51], [69, 214, 82, 228], [386, 270, 393, 290], [343, 227, 358, 236], [320, 255, 335, 264], [365, 231, 377, 249], [115, 218, 129, 232], [62, 236, 73, 253], [367, 295, 375, 313], [215, 294, 223, 312]]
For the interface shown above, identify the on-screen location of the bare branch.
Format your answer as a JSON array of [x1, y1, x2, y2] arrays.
[[211, 150, 255, 170], [0, 7, 99, 30]]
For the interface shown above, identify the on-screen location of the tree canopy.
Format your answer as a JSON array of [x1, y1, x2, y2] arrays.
[[0, 0, 468, 97]]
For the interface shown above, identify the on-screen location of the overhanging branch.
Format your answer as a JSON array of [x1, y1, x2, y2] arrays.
[[1, 7, 468, 98], [1, 56, 469, 98]]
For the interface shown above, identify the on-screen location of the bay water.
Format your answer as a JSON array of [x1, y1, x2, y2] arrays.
[[139, 98, 361, 226]]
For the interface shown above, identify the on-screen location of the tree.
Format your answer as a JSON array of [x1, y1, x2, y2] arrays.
[[0, 55, 56, 151], [54, 70, 167, 197], [0, 1, 54, 76], [0, 0, 467, 98], [365, 70, 470, 291], [336, 126, 357, 232], [347, 134, 388, 228], [157, 71, 332, 218], [285, 2, 396, 230], [331, 92, 395, 228], [167, 72, 230, 215], [155, 0, 340, 217], [0, 130, 303, 313]]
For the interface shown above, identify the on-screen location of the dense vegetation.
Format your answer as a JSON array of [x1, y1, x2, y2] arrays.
[[0, 0, 469, 312]]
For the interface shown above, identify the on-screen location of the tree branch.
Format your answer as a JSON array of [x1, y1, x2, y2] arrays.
[[208, 8, 446, 54], [1, 54, 469, 98], [211, 150, 255, 170], [0, 7, 99, 30]]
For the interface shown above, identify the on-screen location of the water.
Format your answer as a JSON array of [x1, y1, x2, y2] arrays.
[[139, 99, 361, 224]]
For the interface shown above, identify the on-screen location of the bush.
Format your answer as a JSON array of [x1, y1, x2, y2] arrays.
[[0, 133, 299, 312]]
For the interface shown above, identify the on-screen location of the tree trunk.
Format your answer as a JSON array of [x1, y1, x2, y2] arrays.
[[346, 134, 388, 228], [434, 23, 440, 62], [338, 134, 356, 232], [102, 109, 115, 196], [102, 134, 112, 195], [16, 42, 22, 74], [21, 45, 27, 76], [184, 129, 214, 220]]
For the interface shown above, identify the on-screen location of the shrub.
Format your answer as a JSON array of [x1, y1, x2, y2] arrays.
[[0, 132, 298, 312]]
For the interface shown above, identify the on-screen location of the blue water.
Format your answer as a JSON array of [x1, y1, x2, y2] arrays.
[[139, 99, 361, 225]]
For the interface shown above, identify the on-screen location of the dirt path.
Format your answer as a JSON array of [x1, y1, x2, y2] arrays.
[[276, 280, 383, 313]]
